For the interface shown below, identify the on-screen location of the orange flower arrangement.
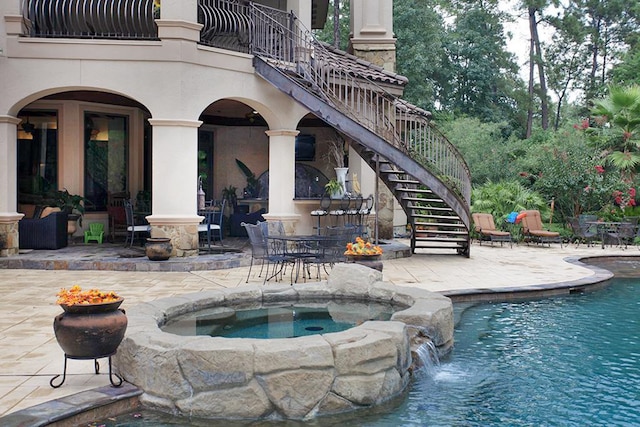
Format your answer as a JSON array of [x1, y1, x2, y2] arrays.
[[344, 237, 383, 256], [56, 285, 121, 306]]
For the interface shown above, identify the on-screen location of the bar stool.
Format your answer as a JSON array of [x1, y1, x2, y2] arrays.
[[329, 196, 350, 226], [358, 194, 374, 237], [310, 192, 332, 235], [345, 194, 362, 227]]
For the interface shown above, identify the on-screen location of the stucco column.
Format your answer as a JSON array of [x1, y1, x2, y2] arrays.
[[147, 119, 202, 257], [287, 0, 312, 31], [349, 0, 396, 72], [155, 0, 202, 42], [0, 115, 24, 256], [263, 129, 300, 234]]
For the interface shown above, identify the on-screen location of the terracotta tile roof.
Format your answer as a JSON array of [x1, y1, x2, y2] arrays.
[[318, 42, 409, 87]]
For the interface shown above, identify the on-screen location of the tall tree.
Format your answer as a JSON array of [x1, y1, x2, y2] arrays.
[[394, 0, 449, 110], [611, 33, 640, 86], [568, 0, 639, 101], [441, 0, 523, 127], [524, 1, 550, 137], [545, 11, 590, 129], [313, 0, 349, 50]]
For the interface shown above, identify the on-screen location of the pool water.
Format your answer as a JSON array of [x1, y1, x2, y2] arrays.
[[104, 278, 640, 426], [161, 301, 401, 339]]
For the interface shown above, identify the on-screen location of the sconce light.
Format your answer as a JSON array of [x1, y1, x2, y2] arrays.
[[21, 117, 35, 134]]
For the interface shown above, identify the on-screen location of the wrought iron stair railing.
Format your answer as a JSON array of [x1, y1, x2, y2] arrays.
[[249, 3, 471, 255]]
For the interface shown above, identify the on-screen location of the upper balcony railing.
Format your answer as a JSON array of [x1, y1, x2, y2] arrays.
[[198, 0, 252, 53], [19, 0, 255, 51], [21, 0, 158, 40]]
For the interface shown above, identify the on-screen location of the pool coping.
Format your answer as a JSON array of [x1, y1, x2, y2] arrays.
[[443, 256, 617, 302], [0, 254, 631, 427]]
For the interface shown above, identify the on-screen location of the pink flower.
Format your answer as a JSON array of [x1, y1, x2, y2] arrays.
[[595, 165, 605, 174], [629, 187, 636, 197], [574, 119, 590, 130], [584, 186, 591, 192]]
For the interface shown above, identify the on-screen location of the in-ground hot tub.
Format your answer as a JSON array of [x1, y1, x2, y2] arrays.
[[113, 263, 454, 420]]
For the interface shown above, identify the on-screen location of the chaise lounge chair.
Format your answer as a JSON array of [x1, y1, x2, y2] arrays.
[[520, 210, 562, 247], [472, 213, 512, 247]]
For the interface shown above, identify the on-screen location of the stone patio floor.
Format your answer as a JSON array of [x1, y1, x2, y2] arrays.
[[0, 238, 634, 420]]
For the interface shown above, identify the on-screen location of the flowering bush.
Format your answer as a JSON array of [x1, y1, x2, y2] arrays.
[[56, 285, 121, 306], [344, 237, 383, 256]]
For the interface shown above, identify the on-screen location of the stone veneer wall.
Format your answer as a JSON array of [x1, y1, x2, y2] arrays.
[[0, 220, 20, 257], [114, 263, 453, 420]]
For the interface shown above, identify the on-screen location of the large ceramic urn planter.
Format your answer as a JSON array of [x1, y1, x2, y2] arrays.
[[145, 237, 173, 261], [51, 298, 127, 388], [66, 213, 80, 243], [346, 254, 383, 272]]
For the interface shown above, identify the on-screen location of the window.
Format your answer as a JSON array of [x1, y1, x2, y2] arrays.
[[84, 113, 128, 211], [17, 111, 58, 199]]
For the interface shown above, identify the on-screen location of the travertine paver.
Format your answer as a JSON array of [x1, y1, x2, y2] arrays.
[[0, 240, 628, 416]]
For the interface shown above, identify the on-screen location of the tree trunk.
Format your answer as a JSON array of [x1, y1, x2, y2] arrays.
[[588, 16, 602, 100], [530, 7, 549, 130], [526, 9, 536, 138], [333, 0, 340, 49]]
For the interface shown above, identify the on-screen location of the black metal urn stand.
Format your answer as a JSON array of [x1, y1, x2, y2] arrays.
[[51, 299, 128, 389], [50, 353, 123, 388]]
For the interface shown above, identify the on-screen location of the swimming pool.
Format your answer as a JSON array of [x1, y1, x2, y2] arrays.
[[102, 277, 640, 426]]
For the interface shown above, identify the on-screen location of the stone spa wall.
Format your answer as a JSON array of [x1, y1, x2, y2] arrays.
[[113, 263, 454, 420]]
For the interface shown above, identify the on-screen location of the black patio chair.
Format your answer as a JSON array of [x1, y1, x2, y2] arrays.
[[124, 199, 150, 247], [606, 219, 637, 249], [568, 217, 598, 248], [242, 222, 294, 284]]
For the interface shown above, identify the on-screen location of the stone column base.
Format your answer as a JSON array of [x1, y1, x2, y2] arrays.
[[350, 43, 397, 72], [146, 215, 203, 258], [0, 213, 24, 257], [376, 187, 394, 240]]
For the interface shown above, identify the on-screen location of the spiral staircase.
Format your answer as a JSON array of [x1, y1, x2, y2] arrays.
[[248, 4, 472, 256]]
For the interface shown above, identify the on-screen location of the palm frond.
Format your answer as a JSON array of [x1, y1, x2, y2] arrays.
[[235, 159, 255, 179]]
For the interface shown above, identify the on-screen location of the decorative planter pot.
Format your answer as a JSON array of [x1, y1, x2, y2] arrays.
[[334, 167, 349, 197], [145, 237, 173, 261], [53, 298, 127, 359], [67, 214, 80, 242], [346, 254, 383, 272]]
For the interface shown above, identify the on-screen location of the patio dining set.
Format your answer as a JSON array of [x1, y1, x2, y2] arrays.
[[568, 215, 639, 249], [243, 221, 361, 285]]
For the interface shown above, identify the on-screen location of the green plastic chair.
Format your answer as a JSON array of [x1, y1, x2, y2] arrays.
[[84, 222, 104, 244]]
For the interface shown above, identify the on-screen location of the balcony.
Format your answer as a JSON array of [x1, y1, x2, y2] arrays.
[[17, 0, 273, 53]]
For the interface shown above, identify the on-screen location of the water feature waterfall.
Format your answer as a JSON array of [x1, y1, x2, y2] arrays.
[[414, 340, 440, 374]]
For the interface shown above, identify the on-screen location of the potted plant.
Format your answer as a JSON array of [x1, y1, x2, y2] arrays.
[[51, 285, 127, 388], [325, 179, 344, 199], [51, 189, 85, 218], [50, 189, 89, 240], [222, 185, 238, 213], [325, 132, 349, 194], [235, 159, 261, 198], [344, 236, 384, 271]]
